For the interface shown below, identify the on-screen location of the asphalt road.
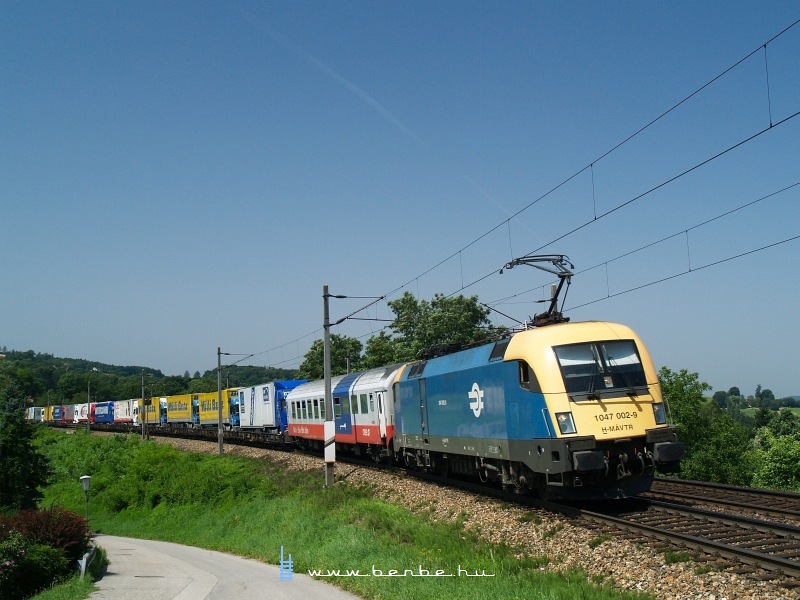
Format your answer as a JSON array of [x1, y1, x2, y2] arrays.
[[90, 535, 360, 600]]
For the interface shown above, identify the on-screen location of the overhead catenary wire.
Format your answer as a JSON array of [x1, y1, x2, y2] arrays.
[[229, 20, 799, 370], [487, 183, 799, 309]]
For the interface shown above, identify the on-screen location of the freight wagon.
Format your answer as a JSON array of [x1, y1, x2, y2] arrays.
[[231, 380, 306, 432]]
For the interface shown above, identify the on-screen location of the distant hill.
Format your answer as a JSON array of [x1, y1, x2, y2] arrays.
[[0, 348, 298, 405]]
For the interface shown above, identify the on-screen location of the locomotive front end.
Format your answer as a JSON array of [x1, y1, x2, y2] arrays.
[[506, 321, 684, 499]]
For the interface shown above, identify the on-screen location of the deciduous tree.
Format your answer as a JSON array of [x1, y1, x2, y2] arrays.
[[297, 335, 363, 380]]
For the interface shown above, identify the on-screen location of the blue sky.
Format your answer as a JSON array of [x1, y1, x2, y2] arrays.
[[2, 2, 798, 397]]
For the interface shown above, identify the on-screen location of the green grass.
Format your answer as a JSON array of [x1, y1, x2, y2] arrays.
[[588, 534, 612, 549], [36, 428, 652, 600], [29, 575, 96, 600], [30, 546, 107, 600], [741, 406, 800, 417]]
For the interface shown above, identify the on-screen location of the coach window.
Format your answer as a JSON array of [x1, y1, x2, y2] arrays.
[[368, 393, 374, 412], [313, 399, 320, 419], [302, 400, 308, 420], [334, 397, 342, 418], [320, 398, 326, 419], [360, 394, 369, 414], [351, 394, 359, 415], [341, 396, 350, 415], [291, 402, 296, 419]]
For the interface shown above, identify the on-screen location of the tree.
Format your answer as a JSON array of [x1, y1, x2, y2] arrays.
[[753, 406, 773, 429], [658, 367, 711, 453], [187, 378, 216, 393], [0, 384, 51, 510], [728, 386, 741, 397], [384, 292, 505, 361], [659, 368, 760, 485], [678, 403, 756, 485], [766, 408, 800, 438], [752, 429, 800, 492], [297, 335, 363, 380], [712, 390, 728, 408], [361, 331, 398, 370]]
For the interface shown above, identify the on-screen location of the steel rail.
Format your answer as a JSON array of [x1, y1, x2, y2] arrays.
[[645, 499, 800, 537], [579, 505, 800, 579], [651, 478, 800, 519]]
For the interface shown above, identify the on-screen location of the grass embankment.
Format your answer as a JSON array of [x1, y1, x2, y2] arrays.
[[35, 428, 650, 600]]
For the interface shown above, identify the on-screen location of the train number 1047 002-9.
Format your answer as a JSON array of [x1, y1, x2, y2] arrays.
[[594, 411, 638, 422]]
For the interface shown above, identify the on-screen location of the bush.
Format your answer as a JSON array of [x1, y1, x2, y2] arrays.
[[0, 531, 70, 600], [0, 508, 90, 600], [10, 507, 90, 563]]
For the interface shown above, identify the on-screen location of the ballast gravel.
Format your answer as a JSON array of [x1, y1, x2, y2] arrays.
[[152, 437, 800, 600]]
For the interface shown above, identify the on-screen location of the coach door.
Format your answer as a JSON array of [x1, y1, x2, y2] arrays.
[[376, 392, 387, 439]]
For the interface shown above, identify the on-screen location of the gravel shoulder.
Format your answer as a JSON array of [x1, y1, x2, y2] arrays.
[[151, 436, 800, 600]]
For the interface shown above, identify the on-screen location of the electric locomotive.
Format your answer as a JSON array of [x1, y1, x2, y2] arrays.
[[393, 255, 682, 499], [394, 320, 682, 499]]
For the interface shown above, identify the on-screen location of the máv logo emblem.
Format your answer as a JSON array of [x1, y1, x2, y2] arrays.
[[468, 383, 484, 418]]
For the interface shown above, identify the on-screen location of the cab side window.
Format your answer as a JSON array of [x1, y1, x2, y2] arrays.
[[518, 361, 542, 393]]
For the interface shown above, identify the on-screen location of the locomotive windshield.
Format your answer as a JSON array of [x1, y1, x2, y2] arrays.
[[553, 339, 648, 400]]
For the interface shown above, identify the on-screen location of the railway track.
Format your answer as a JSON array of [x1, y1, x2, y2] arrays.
[[355, 455, 800, 586], [580, 500, 800, 584], [352, 456, 800, 586], [648, 477, 800, 521]]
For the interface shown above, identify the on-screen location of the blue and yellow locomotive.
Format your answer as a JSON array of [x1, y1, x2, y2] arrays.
[[393, 320, 683, 499]]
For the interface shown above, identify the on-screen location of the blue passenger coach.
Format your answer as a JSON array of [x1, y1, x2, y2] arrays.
[[394, 321, 683, 500]]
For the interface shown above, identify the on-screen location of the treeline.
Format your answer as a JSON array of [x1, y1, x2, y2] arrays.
[[712, 385, 799, 410], [0, 292, 506, 406], [2, 292, 504, 406], [0, 349, 297, 406], [661, 368, 800, 492]]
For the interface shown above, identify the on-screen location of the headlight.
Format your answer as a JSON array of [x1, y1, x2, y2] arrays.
[[652, 402, 666, 424], [555, 412, 577, 434]]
